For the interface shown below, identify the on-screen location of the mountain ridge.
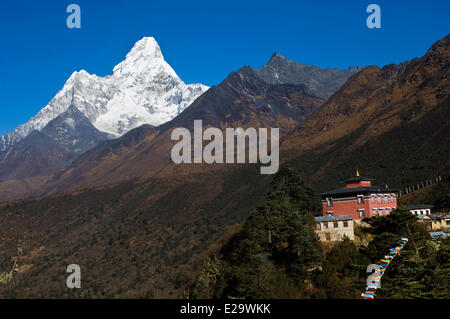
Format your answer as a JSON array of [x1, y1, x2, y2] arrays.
[[36, 62, 326, 197], [0, 47, 366, 201], [255, 52, 362, 99], [280, 33, 450, 191]]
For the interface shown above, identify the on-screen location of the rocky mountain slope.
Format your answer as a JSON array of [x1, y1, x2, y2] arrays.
[[281, 34, 450, 191], [0, 104, 110, 200], [35, 63, 326, 197], [254, 52, 361, 99], [41, 104, 111, 154]]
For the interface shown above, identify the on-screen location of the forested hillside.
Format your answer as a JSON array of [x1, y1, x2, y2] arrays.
[[187, 167, 450, 299]]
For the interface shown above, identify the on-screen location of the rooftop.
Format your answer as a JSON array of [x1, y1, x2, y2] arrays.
[[319, 186, 398, 197], [343, 176, 376, 183], [343, 169, 375, 184], [406, 204, 434, 210], [429, 232, 449, 239], [315, 215, 354, 222]]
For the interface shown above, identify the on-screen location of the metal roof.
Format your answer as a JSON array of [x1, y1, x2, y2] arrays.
[[315, 215, 354, 222], [429, 232, 449, 239]]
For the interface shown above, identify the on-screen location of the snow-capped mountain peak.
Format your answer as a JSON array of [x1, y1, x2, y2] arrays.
[[1, 37, 209, 150], [113, 37, 178, 79]]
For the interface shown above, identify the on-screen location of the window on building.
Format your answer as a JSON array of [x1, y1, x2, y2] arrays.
[[326, 197, 333, 207], [327, 211, 333, 217], [373, 208, 377, 216], [316, 223, 321, 230], [446, 220, 450, 226], [333, 221, 339, 228], [323, 222, 328, 229], [371, 196, 375, 204], [384, 195, 389, 204], [357, 195, 364, 204], [378, 208, 383, 216], [325, 233, 331, 241], [358, 209, 365, 218], [378, 195, 382, 204], [343, 221, 348, 227]]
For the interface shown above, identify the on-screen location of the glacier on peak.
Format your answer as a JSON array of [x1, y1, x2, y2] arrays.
[[0, 37, 209, 150], [112, 37, 176, 78]]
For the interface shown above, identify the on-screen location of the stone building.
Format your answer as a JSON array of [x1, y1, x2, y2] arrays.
[[314, 215, 355, 242], [429, 214, 450, 232]]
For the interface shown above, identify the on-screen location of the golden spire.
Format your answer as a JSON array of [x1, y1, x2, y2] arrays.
[[356, 169, 360, 177]]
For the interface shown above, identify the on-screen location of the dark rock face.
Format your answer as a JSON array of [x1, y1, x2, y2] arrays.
[[164, 65, 324, 134], [0, 105, 110, 183], [41, 104, 109, 154], [254, 52, 362, 99]]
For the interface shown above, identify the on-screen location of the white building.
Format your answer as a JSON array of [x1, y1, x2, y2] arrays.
[[407, 204, 433, 216]]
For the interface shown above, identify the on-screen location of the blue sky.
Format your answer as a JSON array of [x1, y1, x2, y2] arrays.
[[0, 0, 449, 136]]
